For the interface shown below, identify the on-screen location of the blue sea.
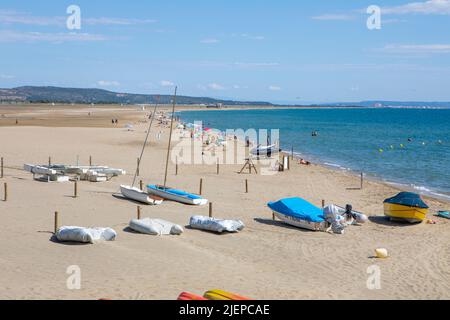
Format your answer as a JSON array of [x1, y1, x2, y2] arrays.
[[178, 108, 450, 201]]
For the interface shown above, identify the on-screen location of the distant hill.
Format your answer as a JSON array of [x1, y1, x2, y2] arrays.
[[0, 86, 273, 106], [1, 86, 449, 108]]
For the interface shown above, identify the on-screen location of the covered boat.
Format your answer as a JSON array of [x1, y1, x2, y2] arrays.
[[120, 185, 163, 205], [147, 184, 208, 206], [250, 144, 279, 157], [383, 192, 429, 223], [267, 197, 328, 231]]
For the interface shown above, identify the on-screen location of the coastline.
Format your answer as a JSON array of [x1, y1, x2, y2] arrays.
[[0, 105, 449, 300]]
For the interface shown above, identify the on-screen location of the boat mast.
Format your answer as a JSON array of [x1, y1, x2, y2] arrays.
[[131, 97, 159, 187], [163, 86, 177, 188]]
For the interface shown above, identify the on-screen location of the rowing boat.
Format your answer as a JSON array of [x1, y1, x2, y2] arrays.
[[147, 184, 208, 206]]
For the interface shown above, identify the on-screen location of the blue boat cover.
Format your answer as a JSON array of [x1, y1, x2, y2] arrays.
[[267, 197, 325, 223], [147, 185, 202, 200], [383, 192, 429, 209]]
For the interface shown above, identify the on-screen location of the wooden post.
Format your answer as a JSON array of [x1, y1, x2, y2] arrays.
[[176, 156, 178, 176], [74, 181, 78, 198], [3, 182, 7, 201], [54, 211, 59, 234], [209, 202, 213, 218], [140, 180, 143, 191], [48, 156, 51, 166], [1, 157, 3, 178], [89, 156, 92, 167], [272, 211, 275, 221], [199, 178, 203, 195], [322, 199, 325, 208], [216, 158, 220, 175], [137, 158, 140, 176], [360, 172, 364, 190], [137, 206, 141, 220], [291, 146, 294, 160], [245, 179, 248, 193]]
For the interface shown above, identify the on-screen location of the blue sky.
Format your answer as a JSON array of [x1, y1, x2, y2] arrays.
[[0, 0, 449, 103]]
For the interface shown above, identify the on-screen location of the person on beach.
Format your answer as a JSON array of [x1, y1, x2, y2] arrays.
[[298, 158, 311, 165]]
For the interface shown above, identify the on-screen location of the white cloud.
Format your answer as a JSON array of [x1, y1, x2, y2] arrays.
[[269, 85, 282, 91], [160, 80, 175, 87], [208, 83, 225, 90], [0, 74, 14, 79], [0, 10, 157, 27], [381, 44, 450, 53], [382, 0, 450, 15], [312, 14, 354, 21], [97, 80, 120, 87], [0, 30, 107, 42], [200, 38, 220, 44]]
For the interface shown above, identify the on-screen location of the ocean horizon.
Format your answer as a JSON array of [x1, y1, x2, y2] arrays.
[[178, 107, 450, 201]]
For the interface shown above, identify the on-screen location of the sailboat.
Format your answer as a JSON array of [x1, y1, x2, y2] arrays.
[[120, 100, 163, 205], [146, 87, 208, 206]]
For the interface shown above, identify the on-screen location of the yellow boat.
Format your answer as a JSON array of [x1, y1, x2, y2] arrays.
[[203, 289, 251, 300], [384, 192, 429, 223]]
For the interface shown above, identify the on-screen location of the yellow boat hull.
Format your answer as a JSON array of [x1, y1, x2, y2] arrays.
[[384, 203, 428, 223], [203, 289, 251, 300]]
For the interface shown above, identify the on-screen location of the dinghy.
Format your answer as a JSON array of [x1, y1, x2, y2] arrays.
[[120, 185, 163, 205], [177, 292, 208, 301], [384, 192, 429, 223], [147, 185, 208, 206], [267, 197, 328, 231], [437, 211, 450, 219]]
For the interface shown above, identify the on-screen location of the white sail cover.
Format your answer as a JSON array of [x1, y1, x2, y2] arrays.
[[129, 218, 183, 235], [189, 216, 245, 233], [56, 226, 117, 243]]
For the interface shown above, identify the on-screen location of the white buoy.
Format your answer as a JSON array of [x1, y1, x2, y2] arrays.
[[375, 248, 389, 259]]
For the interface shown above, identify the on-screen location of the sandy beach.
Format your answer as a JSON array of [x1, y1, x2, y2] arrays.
[[0, 104, 449, 300]]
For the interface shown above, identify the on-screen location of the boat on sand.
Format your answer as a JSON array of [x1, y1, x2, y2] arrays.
[[147, 185, 208, 206], [120, 185, 163, 205], [384, 192, 429, 223]]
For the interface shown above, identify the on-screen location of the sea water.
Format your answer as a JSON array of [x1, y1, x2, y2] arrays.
[[178, 108, 450, 201]]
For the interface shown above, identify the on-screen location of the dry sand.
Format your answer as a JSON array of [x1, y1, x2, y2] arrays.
[[0, 105, 449, 300]]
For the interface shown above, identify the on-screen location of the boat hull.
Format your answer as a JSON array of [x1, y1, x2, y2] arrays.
[[147, 185, 208, 205], [120, 185, 163, 205], [273, 211, 328, 231], [203, 290, 251, 301], [384, 203, 427, 223]]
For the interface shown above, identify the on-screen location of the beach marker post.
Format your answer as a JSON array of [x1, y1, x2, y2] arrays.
[[199, 178, 203, 195], [140, 180, 143, 191], [209, 202, 213, 218], [137, 158, 140, 176], [3, 182, 7, 201], [216, 158, 220, 175], [245, 179, 248, 193], [1, 157, 3, 178], [175, 156, 178, 175], [74, 181, 78, 198], [89, 156, 92, 167], [360, 172, 364, 189], [272, 211, 275, 221], [54, 211, 59, 234], [48, 156, 52, 166], [322, 199, 325, 208], [291, 146, 294, 160], [137, 206, 141, 220]]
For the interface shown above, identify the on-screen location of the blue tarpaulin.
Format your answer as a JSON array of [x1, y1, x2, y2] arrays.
[[267, 197, 325, 223], [383, 192, 429, 209]]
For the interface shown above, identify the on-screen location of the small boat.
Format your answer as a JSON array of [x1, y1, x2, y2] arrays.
[[250, 144, 279, 156], [203, 290, 251, 301], [383, 192, 429, 223], [120, 185, 163, 205], [267, 197, 328, 231], [177, 292, 208, 301], [437, 211, 450, 219], [147, 184, 208, 206]]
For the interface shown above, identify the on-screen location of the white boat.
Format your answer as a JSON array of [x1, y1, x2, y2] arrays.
[[120, 185, 163, 205], [250, 144, 279, 156], [147, 184, 208, 206]]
